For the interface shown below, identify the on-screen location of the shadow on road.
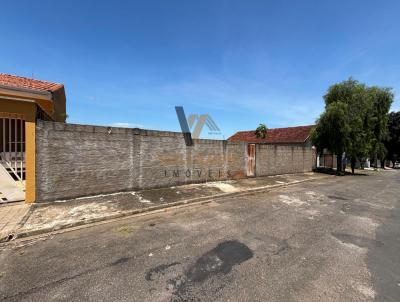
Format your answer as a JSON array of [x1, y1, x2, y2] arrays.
[[314, 167, 368, 176]]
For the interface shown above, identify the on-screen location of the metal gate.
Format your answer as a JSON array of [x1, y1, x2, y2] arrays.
[[0, 117, 25, 185], [246, 143, 256, 177], [318, 153, 334, 169]]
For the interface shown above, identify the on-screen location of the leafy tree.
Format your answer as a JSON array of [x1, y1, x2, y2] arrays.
[[312, 102, 350, 173], [344, 83, 372, 174], [384, 111, 400, 167], [255, 123, 268, 139], [313, 78, 371, 174], [313, 78, 394, 174], [368, 87, 394, 168]]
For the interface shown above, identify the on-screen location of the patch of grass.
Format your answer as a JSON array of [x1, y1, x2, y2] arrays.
[[113, 225, 140, 236]]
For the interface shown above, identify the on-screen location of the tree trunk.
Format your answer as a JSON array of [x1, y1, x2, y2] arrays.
[[380, 158, 385, 169], [336, 153, 342, 174], [351, 157, 356, 175]]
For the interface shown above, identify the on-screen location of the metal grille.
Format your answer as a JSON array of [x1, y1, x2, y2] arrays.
[[0, 118, 25, 184]]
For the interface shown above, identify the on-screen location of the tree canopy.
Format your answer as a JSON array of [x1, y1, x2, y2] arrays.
[[255, 123, 268, 139], [312, 78, 394, 174], [384, 111, 400, 166], [368, 87, 394, 166]]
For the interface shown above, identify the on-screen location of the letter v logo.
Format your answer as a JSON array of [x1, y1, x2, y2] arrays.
[[176, 106, 221, 139]]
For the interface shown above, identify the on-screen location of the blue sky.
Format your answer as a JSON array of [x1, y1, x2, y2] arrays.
[[1, 0, 400, 139]]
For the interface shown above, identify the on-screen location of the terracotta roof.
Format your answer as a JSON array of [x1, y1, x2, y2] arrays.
[[0, 73, 63, 93], [228, 125, 314, 144]]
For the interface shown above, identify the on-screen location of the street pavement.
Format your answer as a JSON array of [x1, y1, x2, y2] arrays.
[[15, 172, 326, 239], [0, 170, 399, 301]]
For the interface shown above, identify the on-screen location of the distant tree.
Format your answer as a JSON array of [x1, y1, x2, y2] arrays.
[[312, 102, 350, 173], [368, 87, 394, 168], [313, 78, 371, 174], [345, 83, 372, 174], [255, 123, 268, 139], [384, 111, 400, 167]]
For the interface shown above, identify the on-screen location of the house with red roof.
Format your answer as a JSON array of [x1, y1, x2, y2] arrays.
[[0, 73, 67, 203], [228, 125, 314, 145], [228, 125, 316, 177]]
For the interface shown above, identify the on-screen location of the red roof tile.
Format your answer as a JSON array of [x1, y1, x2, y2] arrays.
[[228, 125, 314, 144], [0, 73, 63, 93]]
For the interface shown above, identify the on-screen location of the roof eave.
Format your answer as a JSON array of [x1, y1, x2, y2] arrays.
[[0, 84, 52, 100]]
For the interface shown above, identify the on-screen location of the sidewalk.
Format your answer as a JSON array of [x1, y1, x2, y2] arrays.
[[0, 202, 30, 242], [1, 172, 331, 242]]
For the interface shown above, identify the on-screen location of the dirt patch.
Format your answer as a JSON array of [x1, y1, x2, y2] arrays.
[[279, 194, 309, 206], [204, 182, 239, 193], [332, 233, 384, 248], [113, 225, 140, 236]]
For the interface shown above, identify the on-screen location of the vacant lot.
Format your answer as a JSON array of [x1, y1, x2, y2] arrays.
[[1, 170, 399, 301]]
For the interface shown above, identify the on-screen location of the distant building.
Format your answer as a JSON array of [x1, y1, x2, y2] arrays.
[[228, 125, 314, 146], [228, 125, 315, 177]]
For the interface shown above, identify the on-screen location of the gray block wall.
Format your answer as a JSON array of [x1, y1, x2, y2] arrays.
[[255, 144, 315, 176], [35, 121, 247, 202], [35, 121, 315, 202], [36, 122, 141, 201]]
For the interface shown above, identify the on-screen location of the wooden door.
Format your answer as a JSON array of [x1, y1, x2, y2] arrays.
[[246, 144, 256, 177]]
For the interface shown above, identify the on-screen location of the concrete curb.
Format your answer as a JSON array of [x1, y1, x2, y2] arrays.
[[1, 175, 333, 243]]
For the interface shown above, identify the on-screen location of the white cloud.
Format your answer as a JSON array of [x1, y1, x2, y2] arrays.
[[160, 74, 322, 126]]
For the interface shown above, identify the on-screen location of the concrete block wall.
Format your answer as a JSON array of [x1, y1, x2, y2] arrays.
[[255, 144, 315, 176], [35, 122, 141, 201], [35, 121, 247, 202], [35, 121, 314, 202], [136, 129, 188, 189]]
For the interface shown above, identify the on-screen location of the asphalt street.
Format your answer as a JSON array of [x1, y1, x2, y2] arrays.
[[0, 170, 399, 301]]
